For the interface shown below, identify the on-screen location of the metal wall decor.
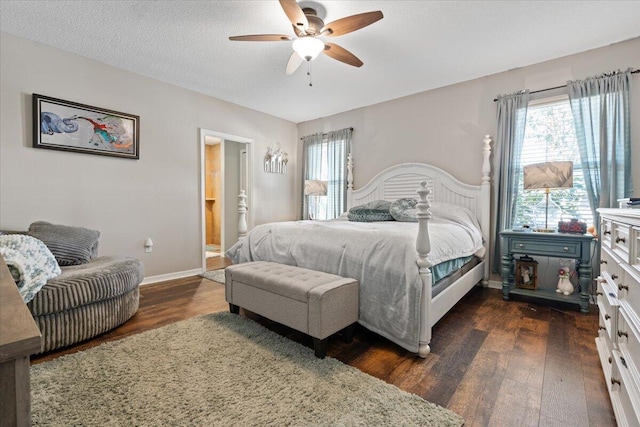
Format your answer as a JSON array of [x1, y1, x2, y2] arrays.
[[264, 144, 288, 174]]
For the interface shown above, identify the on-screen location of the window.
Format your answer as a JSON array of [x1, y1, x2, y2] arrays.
[[512, 97, 594, 229], [303, 129, 351, 220]]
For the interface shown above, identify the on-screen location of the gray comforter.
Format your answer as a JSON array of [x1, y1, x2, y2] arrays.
[[226, 203, 483, 352]]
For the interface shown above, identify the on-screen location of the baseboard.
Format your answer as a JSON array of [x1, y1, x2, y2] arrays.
[[141, 268, 203, 286], [487, 279, 502, 290]]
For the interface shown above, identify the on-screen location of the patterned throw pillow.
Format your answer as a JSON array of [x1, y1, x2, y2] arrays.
[[0, 234, 61, 302], [28, 221, 100, 266], [347, 200, 395, 222], [390, 198, 418, 222]]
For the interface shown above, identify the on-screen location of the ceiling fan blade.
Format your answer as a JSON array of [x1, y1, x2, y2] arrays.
[[321, 11, 383, 37], [285, 52, 304, 75], [323, 43, 363, 67], [229, 34, 292, 42], [279, 0, 308, 33]]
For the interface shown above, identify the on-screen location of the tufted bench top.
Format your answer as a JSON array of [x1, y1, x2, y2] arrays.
[[224, 261, 347, 303]]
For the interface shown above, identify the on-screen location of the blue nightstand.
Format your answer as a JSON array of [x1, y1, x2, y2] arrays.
[[500, 230, 595, 313]]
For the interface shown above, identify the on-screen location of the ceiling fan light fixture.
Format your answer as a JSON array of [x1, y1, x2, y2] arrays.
[[292, 36, 324, 61]]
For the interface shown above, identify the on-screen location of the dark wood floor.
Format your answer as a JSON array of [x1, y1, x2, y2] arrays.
[[33, 260, 615, 427]]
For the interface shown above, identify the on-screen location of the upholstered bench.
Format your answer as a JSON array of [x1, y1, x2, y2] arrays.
[[225, 261, 359, 358]]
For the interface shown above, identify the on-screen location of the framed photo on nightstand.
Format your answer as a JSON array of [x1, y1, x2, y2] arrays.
[[515, 256, 538, 290]]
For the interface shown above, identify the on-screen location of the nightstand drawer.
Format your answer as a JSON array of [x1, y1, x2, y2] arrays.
[[509, 240, 580, 257]]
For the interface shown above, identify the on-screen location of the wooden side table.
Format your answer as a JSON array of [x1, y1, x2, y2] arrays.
[[500, 230, 594, 313], [0, 255, 42, 427]]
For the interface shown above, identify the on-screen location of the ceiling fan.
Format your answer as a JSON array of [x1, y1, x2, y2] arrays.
[[229, 0, 383, 76]]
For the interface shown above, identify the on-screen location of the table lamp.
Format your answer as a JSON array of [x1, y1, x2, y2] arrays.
[[523, 161, 573, 232], [304, 180, 328, 220]]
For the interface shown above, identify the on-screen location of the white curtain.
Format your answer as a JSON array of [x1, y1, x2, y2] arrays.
[[301, 128, 352, 220]]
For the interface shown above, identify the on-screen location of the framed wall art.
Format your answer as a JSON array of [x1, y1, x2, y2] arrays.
[[33, 94, 139, 159]]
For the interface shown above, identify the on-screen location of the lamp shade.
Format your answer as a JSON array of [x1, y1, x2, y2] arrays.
[[523, 161, 573, 190], [292, 36, 325, 61], [304, 180, 328, 196]]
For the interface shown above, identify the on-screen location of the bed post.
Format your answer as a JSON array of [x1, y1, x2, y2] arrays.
[[238, 190, 248, 239], [480, 135, 492, 286], [346, 152, 354, 207], [416, 181, 433, 358]]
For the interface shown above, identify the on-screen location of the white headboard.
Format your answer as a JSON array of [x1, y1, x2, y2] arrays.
[[346, 136, 492, 263], [348, 163, 482, 219]]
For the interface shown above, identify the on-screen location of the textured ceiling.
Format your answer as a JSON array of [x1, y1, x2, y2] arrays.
[[1, 1, 640, 123]]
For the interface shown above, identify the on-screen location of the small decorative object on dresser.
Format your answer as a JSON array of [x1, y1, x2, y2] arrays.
[[595, 208, 640, 426]]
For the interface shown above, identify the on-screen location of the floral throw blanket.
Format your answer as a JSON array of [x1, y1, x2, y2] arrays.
[[0, 234, 61, 303]]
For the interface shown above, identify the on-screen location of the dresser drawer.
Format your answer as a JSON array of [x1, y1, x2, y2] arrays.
[[596, 334, 615, 386], [602, 247, 621, 295], [611, 349, 640, 427], [632, 227, 640, 277], [619, 267, 640, 317], [509, 239, 580, 257], [603, 218, 613, 248], [617, 307, 640, 378], [613, 222, 631, 261], [598, 279, 620, 344]]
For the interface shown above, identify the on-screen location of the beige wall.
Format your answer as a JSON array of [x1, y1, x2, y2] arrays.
[[0, 32, 298, 277], [297, 37, 640, 196]]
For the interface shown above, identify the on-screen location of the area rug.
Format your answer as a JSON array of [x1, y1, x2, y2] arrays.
[[30, 312, 464, 426], [200, 268, 225, 284]]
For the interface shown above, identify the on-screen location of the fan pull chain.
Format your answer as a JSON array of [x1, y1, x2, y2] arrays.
[[307, 61, 312, 87]]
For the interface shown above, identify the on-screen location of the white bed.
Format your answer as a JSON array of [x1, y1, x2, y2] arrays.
[[229, 135, 492, 357]]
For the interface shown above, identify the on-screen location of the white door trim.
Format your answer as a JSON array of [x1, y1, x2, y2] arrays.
[[199, 129, 253, 272]]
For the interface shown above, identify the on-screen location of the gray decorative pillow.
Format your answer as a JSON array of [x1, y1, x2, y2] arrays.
[[27, 221, 100, 266], [348, 200, 394, 222], [390, 198, 419, 222]]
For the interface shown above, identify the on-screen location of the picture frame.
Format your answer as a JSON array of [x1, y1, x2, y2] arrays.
[[33, 94, 139, 159], [515, 256, 538, 290]]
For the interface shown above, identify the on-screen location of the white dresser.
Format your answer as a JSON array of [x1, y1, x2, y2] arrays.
[[596, 208, 640, 426]]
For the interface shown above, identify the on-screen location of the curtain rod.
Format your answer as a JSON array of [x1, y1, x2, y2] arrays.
[[493, 69, 639, 102], [300, 127, 353, 140]]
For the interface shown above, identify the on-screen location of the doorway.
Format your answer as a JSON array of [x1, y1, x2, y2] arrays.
[[199, 129, 252, 272]]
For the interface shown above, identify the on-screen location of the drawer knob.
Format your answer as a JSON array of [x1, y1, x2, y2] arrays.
[[611, 274, 618, 280], [600, 260, 608, 264], [563, 247, 569, 251], [616, 236, 626, 244], [597, 291, 603, 296], [604, 230, 611, 235], [599, 326, 606, 331], [611, 378, 621, 386], [618, 331, 629, 338], [518, 243, 524, 248], [608, 356, 612, 364], [605, 314, 611, 320], [618, 284, 629, 291]]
